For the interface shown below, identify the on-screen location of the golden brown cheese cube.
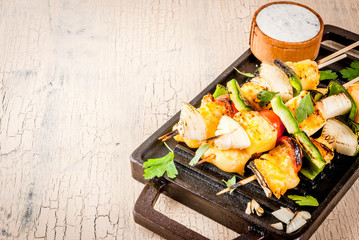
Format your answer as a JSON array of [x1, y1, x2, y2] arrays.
[[286, 60, 320, 90], [241, 82, 271, 111], [285, 91, 326, 136], [203, 146, 251, 175], [310, 136, 334, 163], [252, 142, 300, 198], [233, 111, 277, 155]]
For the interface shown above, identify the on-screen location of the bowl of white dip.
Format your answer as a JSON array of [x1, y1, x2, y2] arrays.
[[250, 2, 324, 62]]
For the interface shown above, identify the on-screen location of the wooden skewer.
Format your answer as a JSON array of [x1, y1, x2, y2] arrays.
[[343, 76, 359, 88], [216, 175, 257, 195], [202, 130, 237, 143], [197, 154, 215, 165], [318, 53, 347, 69], [158, 129, 178, 141], [202, 134, 225, 142], [161, 135, 173, 142], [318, 40, 359, 65]]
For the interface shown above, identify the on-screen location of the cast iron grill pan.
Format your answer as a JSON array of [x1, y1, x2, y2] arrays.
[[131, 25, 359, 240]]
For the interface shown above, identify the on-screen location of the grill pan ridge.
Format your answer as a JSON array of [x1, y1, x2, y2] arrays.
[[131, 25, 359, 240]]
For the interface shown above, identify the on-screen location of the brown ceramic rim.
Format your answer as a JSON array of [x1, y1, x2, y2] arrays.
[[251, 1, 324, 49]]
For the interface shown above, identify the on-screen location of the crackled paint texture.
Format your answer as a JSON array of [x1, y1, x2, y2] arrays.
[[0, 0, 358, 239]]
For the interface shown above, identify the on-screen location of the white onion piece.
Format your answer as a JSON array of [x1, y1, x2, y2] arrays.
[[251, 76, 273, 91], [286, 211, 311, 234], [322, 119, 358, 156], [272, 208, 295, 224], [214, 115, 251, 150], [297, 211, 311, 220], [270, 222, 284, 230], [245, 199, 264, 216], [245, 201, 252, 215], [177, 103, 206, 141], [259, 62, 293, 102], [319, 93, 351, 119], [286, 214, 307, 234], [251, 199, 264, 216]]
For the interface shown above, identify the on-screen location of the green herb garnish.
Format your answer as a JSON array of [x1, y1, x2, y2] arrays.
[[340, 61, 359, 81], [143, 142, 178, 179], [222, 176, 236, 194], [189, 143, 211, 166], [319, 70, 338, 81], [257, 90, 279, 107], [288, 195, 319, 206], [213, 84, 228, 99], [233, 67, 255, 78], [295, 93, 315, 123]]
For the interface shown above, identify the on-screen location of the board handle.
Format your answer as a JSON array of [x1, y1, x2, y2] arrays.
[[133, 180, 265, 240]]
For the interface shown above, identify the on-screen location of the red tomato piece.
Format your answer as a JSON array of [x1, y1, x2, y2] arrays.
[[259, 110, 285, 143], [215, 94, 236, 117], [215, 94, 239, 114], [231, 102, 239, 115], [278, 136, 303, 173]]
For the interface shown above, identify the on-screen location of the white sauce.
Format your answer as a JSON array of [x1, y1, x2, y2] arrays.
[[256, 4, 320, 43]]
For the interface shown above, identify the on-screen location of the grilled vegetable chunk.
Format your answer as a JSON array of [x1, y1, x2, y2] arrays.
[[322, 119, 358, 156], [347, 82, 359, 122], [310, 136, 334, 163], [319, 93, 352, 119], [286, 60, 320, 90], [227, 79, 251, 111], [241, 82, 271, 111], [214, 115, 251, 150], [249, 136, 302, 199], [270, 96, 326, 180], [177, 103, 207, 141], [327, 81, 357, 120], [295, 132, 326, 180], [201, 111, 278, 175], [252, 62, 293, 102], [271, 96, 301, 134], [259, 110, 285, 143], [233, 111, 277, 154], [174, 94, 233, 148], [202, 147, 251, 175], [285, 91, 326, 136], [274, 59, 302, 97]]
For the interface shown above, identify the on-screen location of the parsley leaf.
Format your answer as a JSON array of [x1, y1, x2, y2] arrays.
[[222, 176, 236, 194], [233, 67, 255, 78], [189, 143, 211, 166], [352, 61, 359, 69], [319, 70, 338, 81], [295, 93, 315, 123], [143, 142, 178, 179], [288, 195, 319, 206], [257, 90, 279, 107], [340, 60, 359, 81]]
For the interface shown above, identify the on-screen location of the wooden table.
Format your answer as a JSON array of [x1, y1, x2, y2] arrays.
[[0, 0, 358, 239]]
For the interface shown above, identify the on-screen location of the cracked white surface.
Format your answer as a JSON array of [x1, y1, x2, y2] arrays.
[[0, 0, 358, 239]]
